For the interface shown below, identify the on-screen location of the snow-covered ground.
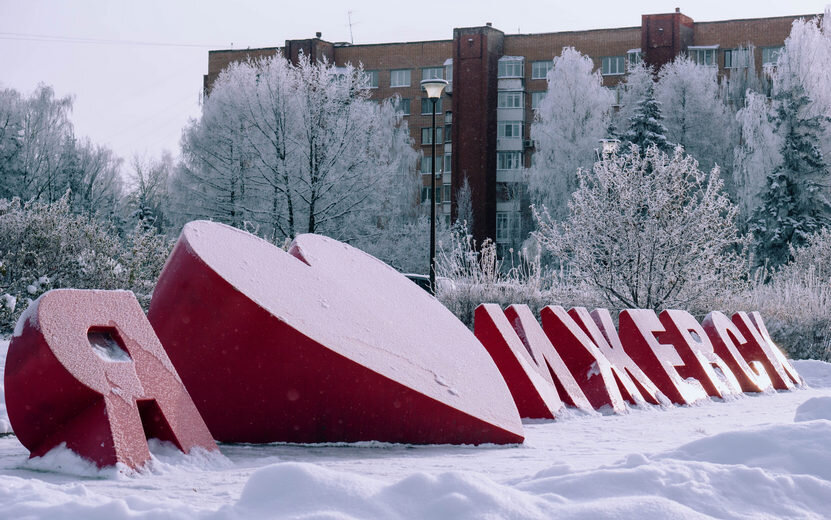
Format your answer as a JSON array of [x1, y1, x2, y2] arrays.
[[3, 339, 831, 519]]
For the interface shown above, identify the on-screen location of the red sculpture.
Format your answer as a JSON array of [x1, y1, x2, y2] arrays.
[[540, 306, 628, 413], [504, 305, 594, 413], [474, 304, 566, 418], [148, 221, 524, 445], [701, 311, 773, 393], [574, 307, 662, 406], [4, 290, 217, 469], [657, 309, 742, 399], [618, 309, 708, 405], [732, 311, 802, 390]]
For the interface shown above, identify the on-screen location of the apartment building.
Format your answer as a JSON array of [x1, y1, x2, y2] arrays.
[[203, 9, 814, 255]]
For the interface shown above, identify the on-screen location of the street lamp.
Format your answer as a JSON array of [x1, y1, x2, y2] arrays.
[[420, 78, 448, 296]]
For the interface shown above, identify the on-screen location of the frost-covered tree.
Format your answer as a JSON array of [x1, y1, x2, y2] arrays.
[[618, 82, 672, 154], [773, 9, 831, 129], [533, 145, 747, 312], [656, 56, 734, 175], [126, 152, 172, 233], [614, 62, 654, 134], [752, 82, 831, 266], [733, 91, 782, 228], [529, 47, 613, 220], [179, 54, 416, 245]]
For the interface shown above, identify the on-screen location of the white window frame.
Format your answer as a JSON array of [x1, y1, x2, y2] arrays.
[[444, 58, 453, 84], [531, 60, 553, 80], [364, 70, 379, 88], [421, 67, 444, 81], [627, 49, 642, 68], [496, 212, 512, 242], [497, 121, 523, 139], [724, 48, 751, 69], [420, 155, 442, 174], [497, 91, 523, 108], [762, 46, 783, 66], [497, 151, 523, 170], [390, 69, 411, 87], [498, 56, 524, 78], [531, 91, 546, 111], [444, 153, 451, 173], [421, 126, 443, 146], [393, 97, 410, 115], [688, 46, 718, 67], [601, 56, 625, 76], [421, 97, 442, 115]]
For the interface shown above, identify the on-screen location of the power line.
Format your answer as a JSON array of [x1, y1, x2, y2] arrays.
[[0, 32, 227, 49]]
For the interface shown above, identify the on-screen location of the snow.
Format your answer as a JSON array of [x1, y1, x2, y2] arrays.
[[3, 339, 831, 518]]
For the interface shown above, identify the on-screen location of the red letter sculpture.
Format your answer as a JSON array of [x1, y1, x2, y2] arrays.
[[657, 309, 742, 399], [618, 309, 708, 405], [474, 304, 593, 418], [731, 311, 802, 390], [148, 221, 523, 445], [4, 290, 218, 468], [573, 307, 663, 406], [540, 306, 628, 413], [701, 311, 773, 393]]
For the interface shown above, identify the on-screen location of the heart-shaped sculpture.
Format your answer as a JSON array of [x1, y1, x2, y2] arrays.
[[148, 221, 524, 445]]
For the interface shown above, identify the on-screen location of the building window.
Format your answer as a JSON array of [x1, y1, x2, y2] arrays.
[[762, 46, 783, 66], [444, 59, 453, 84], [444, 153, 451, 173], [627, 49, 642, 67], [498, 121, 523, 139], [422, 67, 444, 81], [531, 91, 546, 111], [498, 91, 524, 108], [421, 126, 443, 145], [421, 97, 443, 114], [390, 69, 411, 87], [496, 212, 511, 242], [421, 186, 430, 202], [724, 48, 750, 69], [444, 124, 452, 142], [601, 56, 625, 76], [498, 57, 524, 78], [497, 151, 522, 170], [393, 97, 410, 115], [364, 70, 379, 88], [420, 156, 442, 174], [435, 186, 442, 203], [531, 60, 553, 79], [688, 47, 718, 66], [607, 85, 622, 107], [443, 184, 451, 202]]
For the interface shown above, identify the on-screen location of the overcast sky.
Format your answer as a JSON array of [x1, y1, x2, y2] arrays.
[[0, 0, 825, 168]]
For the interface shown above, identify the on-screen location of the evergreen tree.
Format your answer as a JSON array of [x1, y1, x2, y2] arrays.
[[752, 83, 831, 266], [619, 83, 673, 154]]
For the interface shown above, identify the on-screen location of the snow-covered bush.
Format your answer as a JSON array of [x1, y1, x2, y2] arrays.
[[722, 228, 831, 360], [534, 145, 749, 314], [0, 196, 172, 332], [435, 224, 599, 327]]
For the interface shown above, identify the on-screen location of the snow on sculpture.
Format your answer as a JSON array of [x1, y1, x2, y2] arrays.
[[148, 221, 524, 445], [474, 304, 568, 419], [540, 306, 628, 413], [503, 305, 594, 413], [732, 311, 803, 390], [618, 309, 709, 405], [580, 308, 663, 405], [657, 309, 743, 399], [4, 290, 217, 469], [701, 311, 774, 393]]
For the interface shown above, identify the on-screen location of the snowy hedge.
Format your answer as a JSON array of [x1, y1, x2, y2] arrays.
[[0, 196, 172, 333]]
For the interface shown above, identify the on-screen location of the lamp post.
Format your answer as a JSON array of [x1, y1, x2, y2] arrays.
[[420, 78, 448, 296]]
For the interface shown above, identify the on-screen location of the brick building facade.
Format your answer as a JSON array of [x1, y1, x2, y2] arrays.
[[203, 9, 817, 253]]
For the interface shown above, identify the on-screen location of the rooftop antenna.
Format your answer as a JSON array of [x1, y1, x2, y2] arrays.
[[348, 11, 355, 43]]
